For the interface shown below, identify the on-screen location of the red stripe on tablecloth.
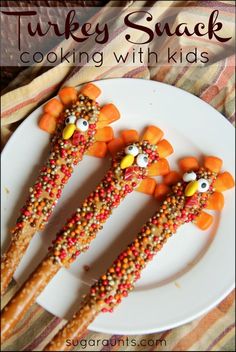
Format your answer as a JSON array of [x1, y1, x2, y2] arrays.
[[206, 323, 235, 351], [1, 83, 59, 118], [9, 305, 42, 337], [23, 317, 62, 351], [171, 291, 234, 351], [195, 1, 236, 9], [123, 65, 148, 78], [100, 334, 123, 351], [172, 66, 190, 86], [200, 57, 235, 102]]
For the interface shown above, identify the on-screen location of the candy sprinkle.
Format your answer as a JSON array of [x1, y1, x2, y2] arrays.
[[49, 140, 160, 265], [11, 94, 100, 238]]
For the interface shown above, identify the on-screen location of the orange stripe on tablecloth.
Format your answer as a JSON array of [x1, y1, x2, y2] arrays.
[[1, 83, 59, 118], [217, 290, 235, 313], [214, 85, 235, 110], [150, 330, 171, 351], [153, 66, 172, 82], [113, 336, 126, 352], [171, 291, 234, 351], [201, 58, 235, 102]]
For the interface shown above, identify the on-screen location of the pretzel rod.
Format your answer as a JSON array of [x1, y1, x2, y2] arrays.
[[44, 157, 234, 351], [1, 84, 120, 296], [45, 301, 100, 351], [1, 126, 173, 342], [1, 257, 60, 339]]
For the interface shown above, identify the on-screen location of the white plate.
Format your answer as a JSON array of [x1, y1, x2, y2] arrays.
[[1, 78, 235, 335]]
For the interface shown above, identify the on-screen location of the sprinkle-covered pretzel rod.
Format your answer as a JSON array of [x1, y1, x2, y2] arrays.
[[1, 126, 173, 342], [44, 156, 234, 351], [1, 83, 120, 296]]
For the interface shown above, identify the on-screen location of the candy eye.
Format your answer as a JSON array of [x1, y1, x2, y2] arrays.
[[183, 171, 197, 182], [125, 144, 139, 156], [197, 178, 210, 192], [65, 115, 76, 125], [76, 118, 89, 132], [136, 153, 149, 168]]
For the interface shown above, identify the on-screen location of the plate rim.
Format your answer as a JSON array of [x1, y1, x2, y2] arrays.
[[1, 78, 235, 335]]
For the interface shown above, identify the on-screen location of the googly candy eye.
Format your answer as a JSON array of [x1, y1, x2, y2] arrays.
[[197, 178, 210, 192], [125, 144, 139, 156], [183, 171, 197, 182], [65, 115, 76, 125], [136, 153, 149, 168], [76, 118, 89, 132]]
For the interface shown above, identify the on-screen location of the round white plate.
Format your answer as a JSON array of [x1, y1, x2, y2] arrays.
[[1, 78, 235, 334]]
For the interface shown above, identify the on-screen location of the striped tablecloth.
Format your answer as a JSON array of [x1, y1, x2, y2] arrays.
[[1, 1, 235, 351]]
